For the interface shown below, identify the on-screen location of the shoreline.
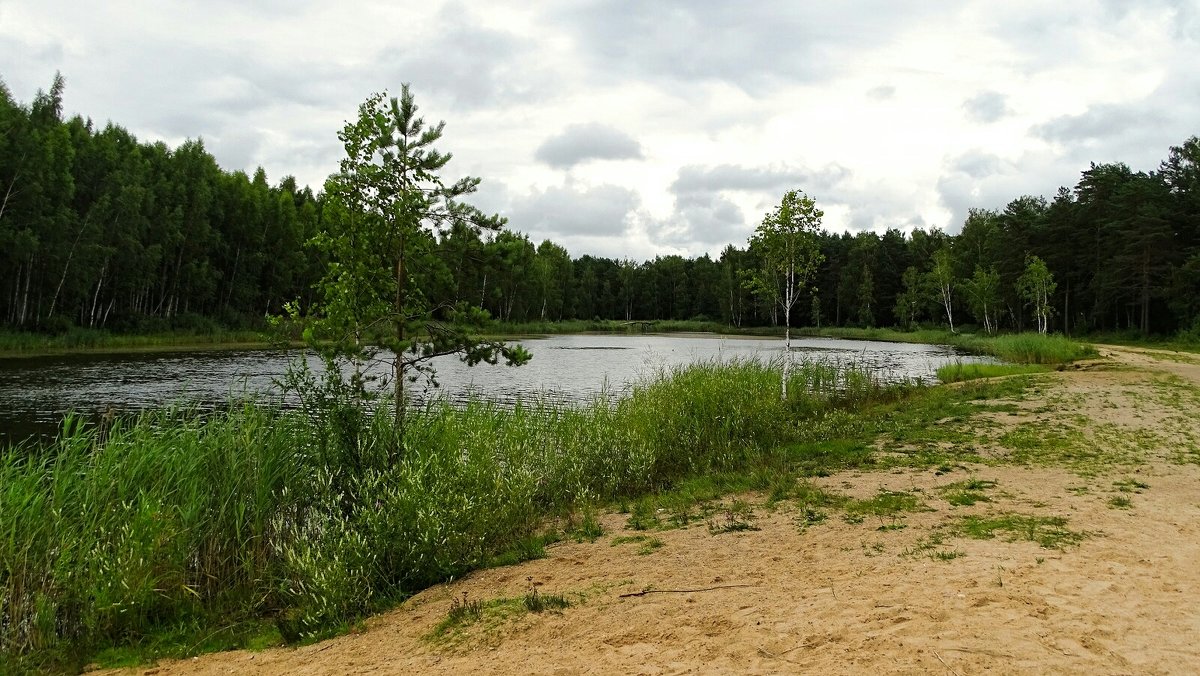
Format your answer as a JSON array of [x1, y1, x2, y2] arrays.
[[91, 345, 1200, 674]]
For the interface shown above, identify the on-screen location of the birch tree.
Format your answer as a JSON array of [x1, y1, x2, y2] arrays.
[[742, 190, 824, 399], [929, 246, 957, 333], [1017, 254, 1056, 333], [963, 266, 1001, 334]]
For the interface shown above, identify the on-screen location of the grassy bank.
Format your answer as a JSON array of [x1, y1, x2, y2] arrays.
[[483, 318, 779, 337], [1, 319, 1108, 367], [0, 328, 274, 357], [0, 358, 906, 671], [797, 327, 1098, 365]]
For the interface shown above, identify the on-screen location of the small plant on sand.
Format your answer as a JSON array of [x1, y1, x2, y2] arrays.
[[790, 480, 844, 530], [861, 541, 886, 557], [932, 550, 964, 561], [523, 578, 569, 613], [901, 531, 961, 561], [708, 499, 760, 534], [566, 507, 605, 542], [1107, 495, 1133, 509], [845, 489, 927, 517], [796, 506, 828, 529], [1113, 478, 1149, 493], [940, 478, 998, 506], [954, 513, 1087, 550], [626, 500, 661, 531], [611, 535, 664, 555], [844, 489, 928, 530], [445, 591, 484, 628]]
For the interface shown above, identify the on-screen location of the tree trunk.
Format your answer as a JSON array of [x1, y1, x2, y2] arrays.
[[781, 262, 794, 401], [89, 260, 108, 327], [393, 230, 407, 451], [942, 284, 955, 333], [49, 215, 90, 320], [224, 246, 241, 311], [0, 154, 24, 225], [19, 253, 33, 325], [1063, 281, 1071, 336], [1140, 254, 1151, 335]]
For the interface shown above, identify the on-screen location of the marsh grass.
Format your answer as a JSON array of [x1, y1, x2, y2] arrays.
[[0, 327, 271, 356], [565, 507, 605, 542], [799, 328, 1097, 365], [967, 333, 1098, 364]]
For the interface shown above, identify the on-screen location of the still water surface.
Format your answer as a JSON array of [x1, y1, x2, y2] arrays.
[[0, 334, 989, 442]]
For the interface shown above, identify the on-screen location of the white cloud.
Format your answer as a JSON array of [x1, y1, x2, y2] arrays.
[[1, 0, 1195, 259]]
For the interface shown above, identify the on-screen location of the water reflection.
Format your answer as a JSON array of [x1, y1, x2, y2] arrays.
[[0, 334, 990, 442]]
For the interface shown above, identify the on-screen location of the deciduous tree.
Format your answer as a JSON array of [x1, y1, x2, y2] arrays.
[[1017, 254, 1056, 334], [742, 190, 824, 399]]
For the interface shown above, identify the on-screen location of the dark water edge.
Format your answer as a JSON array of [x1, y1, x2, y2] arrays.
[[0, 334, 991, 446]]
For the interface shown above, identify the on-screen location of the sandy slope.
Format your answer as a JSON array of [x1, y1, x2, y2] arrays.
[[120, 346, 1200, 675]]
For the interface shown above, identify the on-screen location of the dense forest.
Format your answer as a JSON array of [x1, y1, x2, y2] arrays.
[[3, 75, 1199, 337]]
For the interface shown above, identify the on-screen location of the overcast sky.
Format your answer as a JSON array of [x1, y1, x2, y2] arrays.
[[3, 1, 1198, 260]]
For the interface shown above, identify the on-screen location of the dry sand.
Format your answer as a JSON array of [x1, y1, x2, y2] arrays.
[[119, 346, 1200, 675]]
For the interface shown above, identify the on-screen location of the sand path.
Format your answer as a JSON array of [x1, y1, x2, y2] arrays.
[[121, 345, 1200, 675]]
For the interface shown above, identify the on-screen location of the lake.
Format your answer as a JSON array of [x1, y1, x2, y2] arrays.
[[0, 333, 990, 443]]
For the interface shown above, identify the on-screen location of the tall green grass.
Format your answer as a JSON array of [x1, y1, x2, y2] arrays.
[[955, 333, 1097, 364], [0, 358, 904, 668], [0, 328, 272, 356], [799, 327, 1097, 365]]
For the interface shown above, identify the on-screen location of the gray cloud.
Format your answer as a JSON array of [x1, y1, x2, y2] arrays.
[[936, 149, 1073, 233], [379, 5, 551, 111], [867, 85, 896, 101], [507, 183, 639, 238], [670, 163, 850, 197], [963, 91, 1012, 124], [534, 123, 644, 169], [1033, 104, 1169, 145], [663, 193, 749, 246], [951, 150, 1008, 179], [553, 1, 954, 93], [653, 163, 853, 249]]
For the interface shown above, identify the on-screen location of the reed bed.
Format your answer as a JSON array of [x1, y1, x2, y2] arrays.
[[799, 327, 1097, 365], [0, 358, 906, 668]]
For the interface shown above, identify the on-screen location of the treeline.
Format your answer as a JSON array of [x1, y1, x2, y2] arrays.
[[3, 74, 1199, 336], [1, 75, 320, 332]]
